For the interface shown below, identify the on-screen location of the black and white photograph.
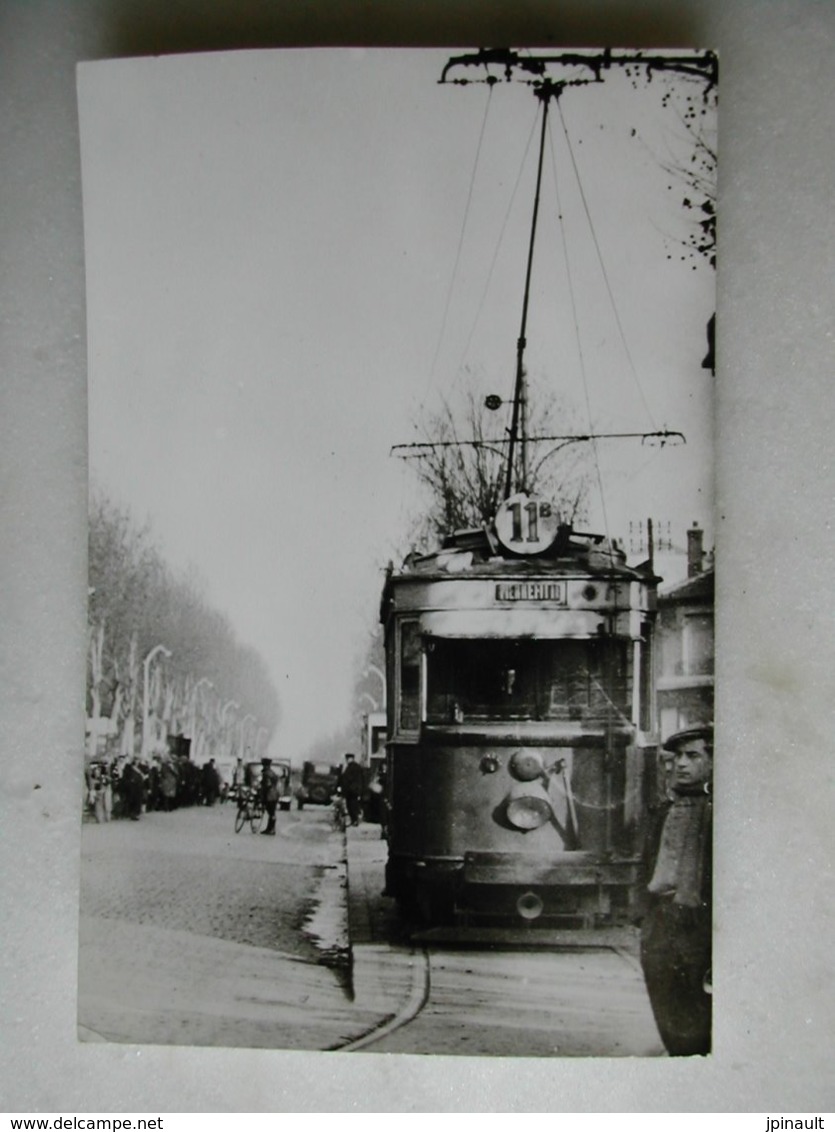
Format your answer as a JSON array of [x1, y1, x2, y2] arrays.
[[77, 46, 716, 1057], [3, 0, 835, 1115]]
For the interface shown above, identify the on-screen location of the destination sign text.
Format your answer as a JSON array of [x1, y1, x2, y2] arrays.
[[495, 581, 567, 603]]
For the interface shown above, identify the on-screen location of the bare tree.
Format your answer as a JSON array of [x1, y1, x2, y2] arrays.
[[403, 377, 592, 548], [118, 634, 139, 760], [657, 75, 717, 269], [663, 92, 716, 374], [87, 621, 105, 759], [88, 487, 281, 757]]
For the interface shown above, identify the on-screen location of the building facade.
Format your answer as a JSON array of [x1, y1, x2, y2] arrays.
[[654, 525, 715, 741]]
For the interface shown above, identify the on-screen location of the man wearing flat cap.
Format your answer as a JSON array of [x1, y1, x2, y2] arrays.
[[640, 723, 713, 1056]]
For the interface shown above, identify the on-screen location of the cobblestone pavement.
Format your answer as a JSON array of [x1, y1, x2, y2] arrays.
[[80, 804, 336, 957], [78, 803, 380, 1049]]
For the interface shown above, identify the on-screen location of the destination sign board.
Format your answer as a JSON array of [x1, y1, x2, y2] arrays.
[[495, 581, 566, 603]]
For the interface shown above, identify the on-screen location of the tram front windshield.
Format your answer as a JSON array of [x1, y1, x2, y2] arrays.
[[426, 637, 627, 725]]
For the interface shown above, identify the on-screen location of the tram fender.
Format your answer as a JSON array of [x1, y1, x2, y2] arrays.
[[463, 851, 641, 887]]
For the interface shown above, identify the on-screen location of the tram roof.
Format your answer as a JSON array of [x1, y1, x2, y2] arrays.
[[387, 525, 658, 585]]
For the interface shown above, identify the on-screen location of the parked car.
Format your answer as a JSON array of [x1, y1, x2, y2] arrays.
[[296, 760, 340, 809], [215, 758, 235, 801], [273, 759, 293, 811]]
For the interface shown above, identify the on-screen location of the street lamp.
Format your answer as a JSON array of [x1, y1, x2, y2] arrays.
[[188, 677, 214, 751], [142, 644, 172, 761], [239, 714, 256, 759], [221, 699, 239, 760]]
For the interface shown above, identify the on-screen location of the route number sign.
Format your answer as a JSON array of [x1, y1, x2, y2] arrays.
[[494, 493, 559, 555]]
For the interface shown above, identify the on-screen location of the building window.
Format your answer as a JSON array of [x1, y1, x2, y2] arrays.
[[682, 612, 714, 676]]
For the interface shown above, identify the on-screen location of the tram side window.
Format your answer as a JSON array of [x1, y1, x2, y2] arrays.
[[398, 620, 422, 734], [581, 640, 628, 722]]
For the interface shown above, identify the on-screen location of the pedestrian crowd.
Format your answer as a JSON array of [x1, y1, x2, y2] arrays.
[[83, 752, 224, 822]]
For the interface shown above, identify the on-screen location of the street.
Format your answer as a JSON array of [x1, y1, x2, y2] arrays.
[[79, 802, 665, 1056], [78, 802, 358, 1049]]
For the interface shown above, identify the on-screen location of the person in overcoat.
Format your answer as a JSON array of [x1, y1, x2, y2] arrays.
[[640, 723, 713, 1056], [202, 758, 221, 806], [260, 757, 279, 835], [339, 753, 365, 826], [120, 757, 145, 822], [159, 756, 179, 811]]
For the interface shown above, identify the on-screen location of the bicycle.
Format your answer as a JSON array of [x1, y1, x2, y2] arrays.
[[331, 794, 348, 833], [234, 788, 266, 834]]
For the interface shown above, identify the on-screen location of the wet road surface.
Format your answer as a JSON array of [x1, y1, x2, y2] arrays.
[[78, 803, 664, 1056], [78, 802, 356, 1048]]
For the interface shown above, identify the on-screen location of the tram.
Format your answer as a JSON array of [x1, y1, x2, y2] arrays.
[[381, 492, 658, 927], [378, 49, 712, 927]]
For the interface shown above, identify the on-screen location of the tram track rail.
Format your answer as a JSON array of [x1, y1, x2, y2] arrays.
[[332, 946, 431, 1051], [331, 929, 651, 1054], [337, 829, 657, 1054]]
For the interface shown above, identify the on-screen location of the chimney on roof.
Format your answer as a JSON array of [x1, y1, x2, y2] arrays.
[[687, 523, 704, 577]]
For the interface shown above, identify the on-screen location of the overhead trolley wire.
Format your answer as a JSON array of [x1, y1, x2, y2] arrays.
[[407, 52, 692, 530], [427, 85, 495, 390], [555, 99, 658, 433], [548, 110, 613, 546], [454, 103, 541, 381]]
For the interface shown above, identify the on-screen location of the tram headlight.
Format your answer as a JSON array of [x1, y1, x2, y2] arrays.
[[508, 749, 545, 782], [505, 779, 554, 831]]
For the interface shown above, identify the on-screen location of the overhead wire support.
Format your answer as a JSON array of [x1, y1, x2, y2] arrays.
[[439, 48, 718, 93], [397, 47, 710, 515], [391, 429, 686, 459], [504, 80, 562, 500]]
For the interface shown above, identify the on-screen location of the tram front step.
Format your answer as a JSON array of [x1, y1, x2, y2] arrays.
[[409, 924, 640, 950]]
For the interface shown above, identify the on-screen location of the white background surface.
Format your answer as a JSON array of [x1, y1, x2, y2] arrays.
[[1, 0, 833, 1113]]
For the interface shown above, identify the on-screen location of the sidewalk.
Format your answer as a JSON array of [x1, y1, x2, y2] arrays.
[[342, 823, 425, 1021], [344, 821, 390, 945]]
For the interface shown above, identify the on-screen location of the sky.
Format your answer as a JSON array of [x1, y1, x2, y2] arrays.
[[78, 48, 716, 760]]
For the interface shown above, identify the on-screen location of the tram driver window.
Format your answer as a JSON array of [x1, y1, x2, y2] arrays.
[[433, 640, 537, 721], [426, 638, 628, 724], [397, 620, 422, 734]]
